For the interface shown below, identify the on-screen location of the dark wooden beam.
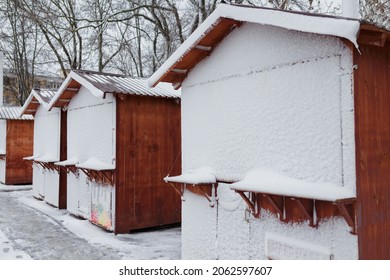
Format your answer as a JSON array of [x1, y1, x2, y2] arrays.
[[336, 200, 356, 234], [293, 198, 315, 227], [264, 194, 283, 218], [236, 191, 259, 218]]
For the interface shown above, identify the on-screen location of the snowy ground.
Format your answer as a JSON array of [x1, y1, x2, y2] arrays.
[[0, 185, 181, 260]]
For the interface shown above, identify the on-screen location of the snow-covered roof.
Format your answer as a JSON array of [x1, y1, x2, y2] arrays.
[[76, 157, 115, 171], [148, 3, 360, 88], [164, 166, 216, 185], [20, 89, 57, 116], [229, 167, 356, 201], [0, 106, 34, 120], [55, 157, 79, 166], [48, 70, 180, 109]]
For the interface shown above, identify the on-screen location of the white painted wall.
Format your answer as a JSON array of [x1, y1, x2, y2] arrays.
[[0, 120, 6, 183], [181, 23, 357, 259], [33, 105, 61, 206], [182, 190, 217, 260], [32, 165, 44, 199], [66, 172, 79, 216], [67, 86, 116, 225]]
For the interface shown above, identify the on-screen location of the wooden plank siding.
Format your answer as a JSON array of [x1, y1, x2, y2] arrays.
[[58, 110, 67, 209], [354, 41, 390, 259], [5, 120, 33, 185], [115, 95, 181, 233]]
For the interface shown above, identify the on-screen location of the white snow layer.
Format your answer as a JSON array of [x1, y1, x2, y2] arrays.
[[0, 229, 32, 260], [35, 153, 58, 163], [230, 167, 355, 201], [179, 23, 356, 259], [164, 166, 216, 184], [66, 86, 116, 224], [31, 105, 61, 206], [55, 156, 79, 166], [148, 4, 360, 87], [76, 157, 115, 171], [23, 154, 40, 160]]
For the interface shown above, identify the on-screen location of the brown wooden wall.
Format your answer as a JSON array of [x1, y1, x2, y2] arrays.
[[5, 120, 34, 185], [58, 110, 67, 209], [115, 95, 181, 233], [354, 41, 390, 259]]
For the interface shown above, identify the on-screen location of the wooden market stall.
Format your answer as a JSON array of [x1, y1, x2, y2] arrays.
[[48, 70, 181, 234], [149, 3, 390, 259], [0, 106, 33, 185]]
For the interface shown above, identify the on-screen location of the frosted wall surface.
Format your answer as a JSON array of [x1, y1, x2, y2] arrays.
[[34, 106, 61, 160], [181, 23, 357, 259], [67, 86, 116, 164], [33, 106, 61, 205], [182, 190, 217, 260], [67, 86, 116, 222], [249, 210, 358, 259], [217, 185, 250, 259], [182, 23, 355, 190], [44, 170, 60, 207], [32, 165, 44, 199], [67, 172, 79, 216], [0, 120, 6, 183]]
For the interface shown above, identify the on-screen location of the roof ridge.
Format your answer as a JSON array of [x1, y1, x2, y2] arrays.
[[73, 69, 127, 78]]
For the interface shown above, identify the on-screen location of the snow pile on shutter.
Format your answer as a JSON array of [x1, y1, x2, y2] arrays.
[[76, 157, 114, 171], [23, 154, 40, 161], [230, 167, 355, 201], [34, 153, 58, 163], [164, 166, 216, 184], [55, 157, 79, 166]]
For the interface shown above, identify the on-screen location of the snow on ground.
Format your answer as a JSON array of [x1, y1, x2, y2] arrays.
[[0, 183, 32, 192], [0, 230, 32, 260], [0, 188, 181, 260]]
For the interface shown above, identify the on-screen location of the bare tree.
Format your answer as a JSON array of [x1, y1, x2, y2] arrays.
[[0, 0, 41, 105], [17, 0, 84, 77], [361, 0, 390, 29]]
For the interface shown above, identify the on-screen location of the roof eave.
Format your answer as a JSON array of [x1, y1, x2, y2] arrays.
[[148, 4, 361, 88]]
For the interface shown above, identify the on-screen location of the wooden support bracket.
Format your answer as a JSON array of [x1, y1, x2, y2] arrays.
[[78, 168, 113, 185], [293, 198, 316, 227], [264, 194, 283, 219], [65, 165, 78, 176], [34, 161, 46, 169], [101, 170, 114, 185], [236, 191, 260, 218], [168, 182, 183, 197], [335, 198, 356, 234]]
